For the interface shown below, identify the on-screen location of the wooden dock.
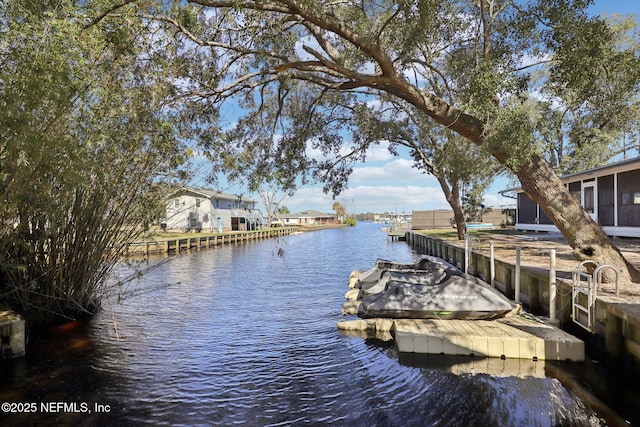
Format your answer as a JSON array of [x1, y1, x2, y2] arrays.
[[387, 230, 407, 241], [386, 223, 411, 241], [393, 316, 584, 361], [125, 227, 299, 256]]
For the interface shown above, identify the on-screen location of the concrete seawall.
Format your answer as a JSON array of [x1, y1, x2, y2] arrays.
[[406, 232, 640, 372]]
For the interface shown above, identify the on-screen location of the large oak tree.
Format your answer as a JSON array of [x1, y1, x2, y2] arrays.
[[99, 0, 640, 282]]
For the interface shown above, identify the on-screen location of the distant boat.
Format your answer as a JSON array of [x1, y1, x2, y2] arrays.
[[350, 256, 517, 320]]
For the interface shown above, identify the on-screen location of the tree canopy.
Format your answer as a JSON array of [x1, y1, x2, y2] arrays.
[[0, 0, 191, 324], [0, 0, 638, 327], [119, 0, 638, 176], [111, 0, 637, 280], [529, 13, 640, 174]]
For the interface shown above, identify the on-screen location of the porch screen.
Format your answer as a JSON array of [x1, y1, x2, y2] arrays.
[[517, 192, 552, 225], [618, 169, 640, 227], [598, 175, 614, 226], [517, 193, 537, 224]]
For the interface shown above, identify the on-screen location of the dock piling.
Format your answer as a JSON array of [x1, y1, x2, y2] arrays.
[[550, 249, 557, 322]]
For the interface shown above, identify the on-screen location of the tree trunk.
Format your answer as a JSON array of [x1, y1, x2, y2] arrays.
[[437, 178, 467, 240], [389, 76, 639, 282], [393, 77, 639, 283], [393, 76, 639, 283], [516, 155, 640, 283]]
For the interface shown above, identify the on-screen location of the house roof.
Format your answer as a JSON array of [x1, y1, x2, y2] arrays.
[[557, 156, 640, 182], [169, 187, 257, 203]]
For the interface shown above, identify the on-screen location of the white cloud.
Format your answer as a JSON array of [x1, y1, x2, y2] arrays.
[[282, 183, 449, 214], [305, 138, 401, 164], [344, 185, 449, 212], [483, 193, 517, 209], [350, 158, 435, 185], [275, 166, 517, 214], [363, 143, 399, 162], [282, 187, 335, 212]]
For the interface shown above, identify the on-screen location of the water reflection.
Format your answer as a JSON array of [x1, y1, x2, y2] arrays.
[[398, 352, 546, 378], [0, 223, 634, 426]]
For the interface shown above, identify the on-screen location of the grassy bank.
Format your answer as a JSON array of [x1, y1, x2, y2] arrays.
[[414, 227, 531, 241]]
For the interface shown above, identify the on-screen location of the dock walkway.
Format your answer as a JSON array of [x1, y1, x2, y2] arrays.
[[405, 231, 640, 371], [394, 316, 584, 361], [338, 313, 584, 361], [125, 227, 299, 256]]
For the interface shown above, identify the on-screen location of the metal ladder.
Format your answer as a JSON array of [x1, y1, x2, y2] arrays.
[[571, 261, 620, 332]]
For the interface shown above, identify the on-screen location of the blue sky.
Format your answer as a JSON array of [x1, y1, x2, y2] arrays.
[[191, 0, 640, 215]]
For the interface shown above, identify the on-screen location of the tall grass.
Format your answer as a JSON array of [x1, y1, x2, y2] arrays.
[[0, 149, 172, 327]]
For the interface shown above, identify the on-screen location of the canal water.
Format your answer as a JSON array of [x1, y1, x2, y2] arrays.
[[1, 222, 639, 426]]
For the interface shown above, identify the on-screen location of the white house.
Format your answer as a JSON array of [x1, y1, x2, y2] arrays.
[[163, 188, 265, 232], [275, 210, 338, 225]]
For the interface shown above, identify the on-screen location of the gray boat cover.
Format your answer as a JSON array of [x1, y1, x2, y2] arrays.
[[357, 256, 455, 287], [356, 257, 516, 320]]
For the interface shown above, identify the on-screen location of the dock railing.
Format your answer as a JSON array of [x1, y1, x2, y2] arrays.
[[406, 232, 640, 368]]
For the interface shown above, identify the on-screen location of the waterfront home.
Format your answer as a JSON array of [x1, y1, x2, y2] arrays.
[[275, 210, 338, 226], [511, 157, 640, 237], [163, 187, 265, 232]]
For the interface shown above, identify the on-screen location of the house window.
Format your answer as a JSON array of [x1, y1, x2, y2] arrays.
[[196, 198, 201, 208], [635, 192, 640, 205], [174, 198, 180, 208], [583, 186, 595, 213]]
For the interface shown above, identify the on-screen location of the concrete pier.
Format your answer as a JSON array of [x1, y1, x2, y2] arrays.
[[0, 311, 26, 359], [338, 314, 584, 361]]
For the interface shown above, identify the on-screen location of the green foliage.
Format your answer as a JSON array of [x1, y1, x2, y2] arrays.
[[485, 103, 539, 172], [332, 202, 346, 220], [129, 0, 638, 190], [0, 0, 191, 325], [276, 206, 290, 214], [343, 217, 357, 227]]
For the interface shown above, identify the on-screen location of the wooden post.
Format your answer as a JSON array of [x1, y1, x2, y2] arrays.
[[464, 234, 469, 275], [515, 246, 521, 304], [490, 240, 495, 288], [549, 249, 557, 322]]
